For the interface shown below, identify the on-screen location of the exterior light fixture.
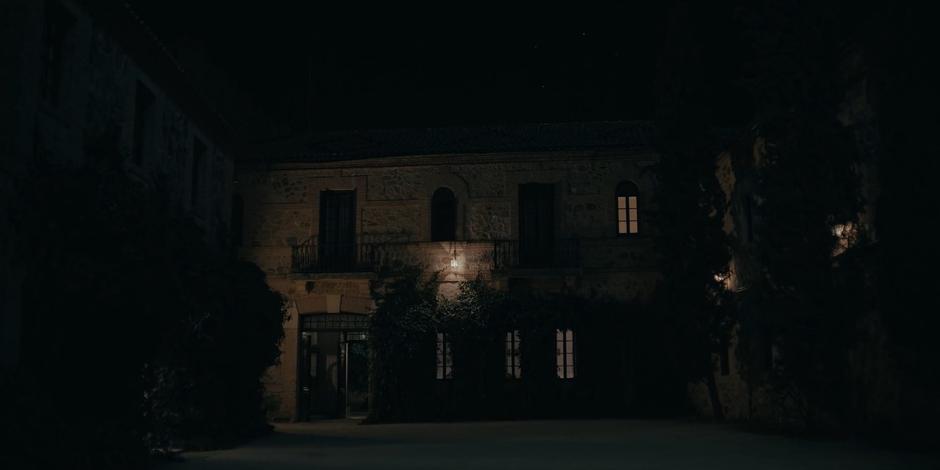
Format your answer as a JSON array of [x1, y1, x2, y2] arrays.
[[450, 244, 459, 269]]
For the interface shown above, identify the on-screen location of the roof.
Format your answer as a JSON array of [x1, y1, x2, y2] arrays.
[[250, 121, 656, 163]]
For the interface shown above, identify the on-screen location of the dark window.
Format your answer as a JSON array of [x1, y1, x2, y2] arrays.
[[40, 0, 74, 106], [505, 330, 521, 379], [436, 332, 453, 380], [555, 329, 575, 379], [231, 194, 244, 247], [616, 181, 640, 236], [431, 187, 457, 241], [719, 337, 730, 376], [744, 196, 754, 242], [518, 183, 555, 267], [133, 82, 155, 165], [318, 190, 356, 271], [191, 138, 206, 208]]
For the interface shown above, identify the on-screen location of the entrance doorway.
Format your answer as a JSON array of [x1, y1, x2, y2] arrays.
[[298, 313, 370, 420], [344, 333, 369, 417]]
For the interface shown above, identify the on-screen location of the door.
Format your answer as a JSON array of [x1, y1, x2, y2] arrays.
[[518, 183, 555, 267], [298, 332, 319, 420], [318, 190, 356, 271], [344, 336, 370, 417]]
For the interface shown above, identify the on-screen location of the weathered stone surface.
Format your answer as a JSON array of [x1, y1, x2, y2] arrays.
[[466, 202, 511, 240], [367, 168, 424, 200], [362, 205, 422, 238]]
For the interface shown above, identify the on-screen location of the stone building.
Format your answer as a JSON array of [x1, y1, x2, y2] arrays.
[[0, 0, 235, 369], [237, 122, 661, 420]]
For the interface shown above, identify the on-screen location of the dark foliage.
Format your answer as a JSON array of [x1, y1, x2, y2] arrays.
[[1, 164, 285, 468], [651, 2, 736, 420], [732, 1, 866, 430], [367, 265, 439, 422], [367, 271, 690, 422]]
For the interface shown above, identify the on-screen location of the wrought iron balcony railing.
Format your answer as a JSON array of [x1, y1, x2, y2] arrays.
[[290, 237, 584, 274], [492, 238, 581, 270]]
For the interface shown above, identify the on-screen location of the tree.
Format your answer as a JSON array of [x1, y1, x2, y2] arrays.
[[652, 2, 736, 420]]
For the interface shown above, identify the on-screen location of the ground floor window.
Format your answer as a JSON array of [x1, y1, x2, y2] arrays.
[[505, 330, 521, 379], [555, 329, 576, 379], [436, 332, 453, 380]]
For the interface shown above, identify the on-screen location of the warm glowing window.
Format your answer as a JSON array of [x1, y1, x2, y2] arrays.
[[505, 330, 521, 379], [436, 332, 453, 380], [555, 329, 575, 379], [616, 181, 639, 235]]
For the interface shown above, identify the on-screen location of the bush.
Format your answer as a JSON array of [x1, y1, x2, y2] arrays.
[[367, 270, 688, 422], [2, 165, 285, 467]]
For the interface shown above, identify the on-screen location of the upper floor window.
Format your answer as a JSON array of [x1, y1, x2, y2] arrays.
[[436, 332, 453, 380], [555, 329, 575, 379], [40, 0, 74, 106], [191, 138, 206, 209], [231, 194, 244, 248], [616, 181, 640, 236], [133, 82, 155, 165], [505, 330, 521, 379], [431, 187, 457, 241]]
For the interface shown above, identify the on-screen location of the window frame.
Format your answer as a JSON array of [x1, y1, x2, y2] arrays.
[[615, 181, 640, 237], [555, 328, 576, 380], [505, 330, 521, 379], [133, 81, 156, 166], [436, 332, 453, 380], [430, 187, 458, 242]]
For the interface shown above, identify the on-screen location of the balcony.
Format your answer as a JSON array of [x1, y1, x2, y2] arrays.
[[290, 237, 584, 274], [291, 237, 408, 273], [492, 239, 581, 271]]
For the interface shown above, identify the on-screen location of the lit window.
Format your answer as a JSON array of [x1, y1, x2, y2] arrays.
[[505, 330, 521, 379], [616, 181, 640, 235], [555, 329, 575, 379], [436, 332, 453, 380]]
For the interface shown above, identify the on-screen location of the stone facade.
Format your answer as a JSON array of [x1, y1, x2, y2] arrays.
[[238, 145, 661, 420]]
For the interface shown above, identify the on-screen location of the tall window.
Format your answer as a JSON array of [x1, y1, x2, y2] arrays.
[[436, 332, 453, 380], [519, 183, 555, 266], [133, 82, 155, 165], [616, 181, 640, 236], [40, 0, 74, 106], [231, 194, 244, 247], [431, 187, 457, 241], [191, 138, 206, 208], [505, 330, 521, 379], [318, 190, 356, 271], [555, 329, 575, 379]]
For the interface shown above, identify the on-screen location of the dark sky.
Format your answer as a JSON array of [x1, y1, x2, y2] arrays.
[[127, 2, 677, 135]]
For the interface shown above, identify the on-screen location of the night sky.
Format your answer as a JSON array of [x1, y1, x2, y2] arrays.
[[126, 2, 687, 136]]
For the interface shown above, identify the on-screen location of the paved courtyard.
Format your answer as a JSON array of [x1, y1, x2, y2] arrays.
[[169, 419, 936, 469]]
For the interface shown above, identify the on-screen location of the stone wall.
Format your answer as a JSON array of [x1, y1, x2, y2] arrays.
[[239, 150, 662, 420]]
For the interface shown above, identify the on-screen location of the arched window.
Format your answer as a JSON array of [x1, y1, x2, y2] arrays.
[[431, 187, 457, 241], [616, 181, 640, 236]]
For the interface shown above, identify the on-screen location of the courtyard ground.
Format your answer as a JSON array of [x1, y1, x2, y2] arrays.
[[167, 419, 937, 469]]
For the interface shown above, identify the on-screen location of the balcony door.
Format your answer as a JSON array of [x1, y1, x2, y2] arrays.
[[319, 190, 356, 271], [518, 183, 555, 267]]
